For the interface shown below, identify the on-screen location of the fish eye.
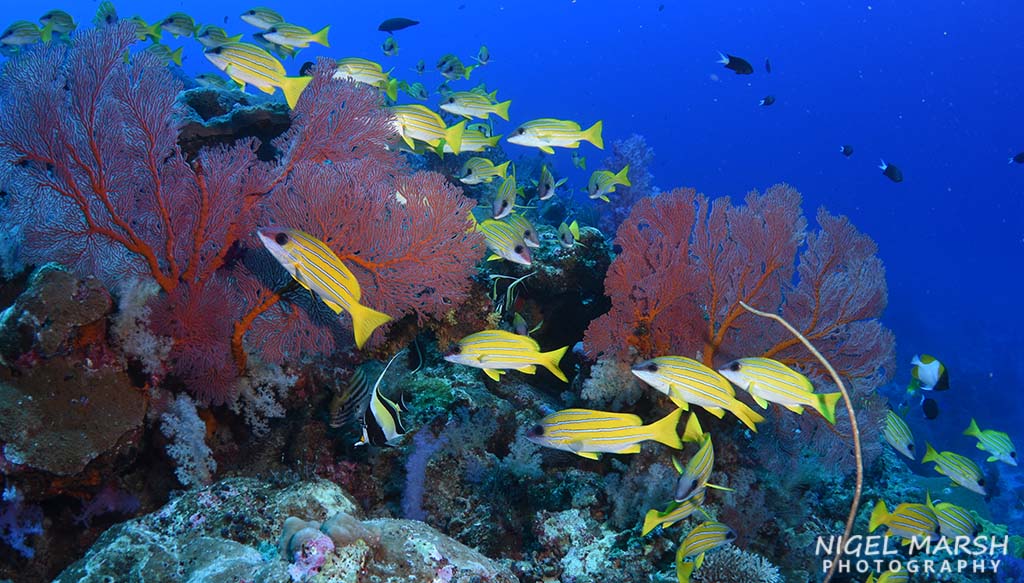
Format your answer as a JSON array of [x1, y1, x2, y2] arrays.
[[978, 479, 985, 486], [726, 531, 736, 540], [501, 201, 509, 209], [517, 128, 525, 135], [448, 97, 455, 103], [907, 444, 914, 450], [514, 245, 524, 253], [274, 232, 289, 245], [449, 344, 461, 355], [527, 424, 544, 437], [524, 230, 533, 238], [728, 361, 741, 372], [645, 363, 658, 372]]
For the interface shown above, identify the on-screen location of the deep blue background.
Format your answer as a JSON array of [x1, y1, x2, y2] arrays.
[[4, 0, 1022, 497]]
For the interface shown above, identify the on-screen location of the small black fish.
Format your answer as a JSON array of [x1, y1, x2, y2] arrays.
[[840, 144, 854, 157], [759, 95, 775, 106], [299, 61, 315, 76], [717, 52, 753, 75], [922, 397, 939, 420], [378, 17, 419, 33], [659, 3, 665, 11], [765, 58, 771, 73], [1009, 152, 1024, 164], [879, 159, 903, 183]]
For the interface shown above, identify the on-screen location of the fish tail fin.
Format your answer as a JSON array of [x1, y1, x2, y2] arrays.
[[281, 75, 313, 109], [228, 33, 243, 42], [868, 500, 889, 532], [816, 392, 842, 425], [148, 23, 163, 41], [348, 302, 393, 349], [641, 509, 663, 536], [922, 442, 939, 463], [169, 46, 183, 67], [538, 345, 569, 382], [675, 551, 696, 583], [730, 399, 764, 432], [616, 164, 631, 186], [494, 161, 511, 178], [486, 134, 502, 148], [584, 120, 604, 149], [464, 64, 476, 79], [313, 25, 330, 47], [493, 100, 512, 121], [648, 406, 685, 450], [911, 354, 923, 366], [964, 418, 981, 437], [717, 51, 729, 64], [41, 21, 53, 43], [681, 412, 704, 444], [385, 77, 399, 101], [445, 120, 466, 155], [879, 158, 887, 170]]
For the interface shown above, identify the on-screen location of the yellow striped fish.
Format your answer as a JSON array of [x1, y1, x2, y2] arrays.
[[868, 500, 940, 541], [389, 104, 465, 154], [525, 407, 684, 459], [444, 329, 567, 382], [440, 130, 500, 154], [492, 173, 518, 219], [264, 23, 330, 48], [675, 521, 736, 583], [922, 443, 986, 495], [240, 7, 284, 30], [506, 118, 604, 154], [536, 164, 567, 201], [439, 91, 512, 120], [129, 16, 162, 42], [883, 410, 915, 460], [204, 42, 312, 108], [588, 166, 630, 202], [964, 418, 1017, 466], [719, 357, 841, 424], [478, 219, 531, 265], [196, 25, 244, 48], [333, 57, 399, 101], [673, 433, 714, 503], [631, 356, 764, 432], [457, 158, 510, 185], [160, 12, 195, 38], [926, 492, 978, 538], [505, 214, 540, 248], [642, 488, 706, 535], [558, 220, 580, 249], [258, 227, 392, 349], [252, 32, 299, 60]]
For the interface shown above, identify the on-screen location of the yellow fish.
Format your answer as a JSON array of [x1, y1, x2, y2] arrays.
[[333, 58, 399, 101], [507, 118, 603, 154], [257, 227, 392, 349], [204, 42, 311, 108], [588, 165, 630, 202], [389, 104, 465, 154], [444, 329, 567, 382], [439, 91, 511, 120], [718, 357, 841, 424], [525, 407, 684, 459]]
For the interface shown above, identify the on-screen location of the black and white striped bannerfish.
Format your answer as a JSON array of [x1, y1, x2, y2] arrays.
[[355, 351, 409, 447], [258, 227, 392, 349]]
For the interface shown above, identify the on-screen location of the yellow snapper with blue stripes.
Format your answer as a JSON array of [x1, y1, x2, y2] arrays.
[[333, 58, 399, 101], [922, 443, 986, 495], [631, 356, 765, 432], [882, 410, 915, 460], [505, 214, 540, 249], [558, 220, 581, 249], [129, 16, 162, 42], [204, 42, 312, 108], [240, 7, 285, 30], [251, 31, 299, 60], [160, 12, 196, 38], [719, 357, 841, 424], [389, 104, 465, 154], [507, 118, 604, 154], [868, 500, 940, 542], [264, 22, 330, 48], [439, 130, 501, 154], [642, 488, 706, 535], [525, 407, 684, 459], [675, 521, 736, 583], [467, 122, 493, 137], [39, 10, 76, 42], [196, 25, 244, 48], [401, 81, 429, 101], [672, 432, 715, 503], [964, 418, 1017, 466], [925, 492, 979, 538], [478, 219, 531, 265], [257, 227, 392, 349], [457, 158, 510, 185], [355, 351, 408, 447], [587, 166, 630, 202], [440, 92, 512, 121], [536, 164, 568, 201], [144, 43, 183, 67], [492, 173, 518, 219], [0, 21, 41, 46], [436, 53, 475, 80], [866, 569, 909, 583], [445, 329, 567, 382]]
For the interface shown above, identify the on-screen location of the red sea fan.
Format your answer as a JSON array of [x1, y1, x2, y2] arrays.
[[584, 184, 894, 389]]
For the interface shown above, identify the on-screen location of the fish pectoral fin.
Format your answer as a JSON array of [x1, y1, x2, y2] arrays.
[[753, 395, 770, 409], [483, 368, 502, 382], [704, 482, 735, 492], [987, 455, 997, 462], [703, 406, 726, 419]]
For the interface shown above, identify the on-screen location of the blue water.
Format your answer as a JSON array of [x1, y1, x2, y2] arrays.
[[5, 0, 1022, 525]]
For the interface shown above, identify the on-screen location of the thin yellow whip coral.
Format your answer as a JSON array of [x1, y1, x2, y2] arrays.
[[738, 301, 861, 583]]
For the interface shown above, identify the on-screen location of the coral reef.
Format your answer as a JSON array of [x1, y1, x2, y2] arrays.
[[597, 134, 657, 234]]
